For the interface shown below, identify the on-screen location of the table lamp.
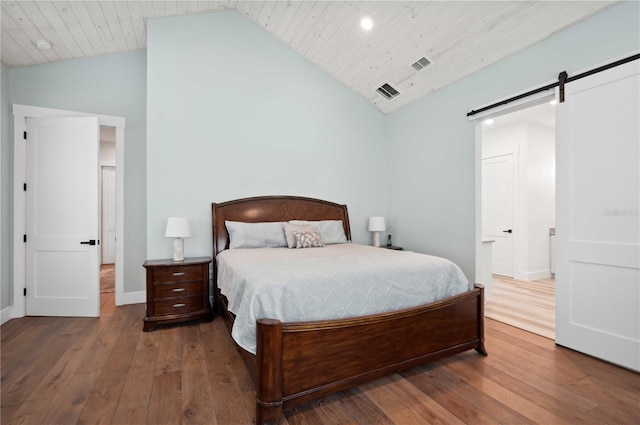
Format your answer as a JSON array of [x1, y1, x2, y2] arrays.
[[165, 217, 191, 262], [368, 216, 386, 247]]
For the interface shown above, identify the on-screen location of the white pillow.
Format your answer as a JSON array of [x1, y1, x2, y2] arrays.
[[283, 222, 314, 248], [312, 220, 348, 244], [288, 220, 347, 245], [225, 221, 287, 249]]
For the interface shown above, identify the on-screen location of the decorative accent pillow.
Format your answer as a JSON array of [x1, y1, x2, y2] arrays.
[[292, 231, 325, 248], [288, 220, 347, 245], [225, 221, 287, 249], [283, 222, 314, 248]]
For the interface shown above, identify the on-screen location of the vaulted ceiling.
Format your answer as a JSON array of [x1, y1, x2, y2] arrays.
[[1, 1, 617, 113]]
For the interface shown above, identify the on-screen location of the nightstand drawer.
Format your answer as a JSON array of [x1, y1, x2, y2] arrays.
[[152, 265, 203, 283], [154, 295, 205, 316], [153, 281, 204, 299]]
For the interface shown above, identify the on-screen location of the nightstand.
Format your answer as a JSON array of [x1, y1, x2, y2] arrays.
[[382, 245, 403, 250], [142, 257, 213, 331]]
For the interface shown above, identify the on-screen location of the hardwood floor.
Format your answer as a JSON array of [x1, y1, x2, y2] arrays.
[[485, 275, 555, 340], [100, 264, 115, 293], [2, 293, 638, 425]]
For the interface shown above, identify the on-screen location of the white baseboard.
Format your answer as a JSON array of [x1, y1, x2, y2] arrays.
[[0, 292, 147, 323], [514, 270, 552, 281], [1, 306, 12, 325], [122, 290, 146, 305]]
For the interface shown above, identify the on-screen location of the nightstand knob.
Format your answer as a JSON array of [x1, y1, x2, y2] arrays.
[[173, 303, 186, 308], [172, 288, 186, 292], [172, 272, 186, 277]]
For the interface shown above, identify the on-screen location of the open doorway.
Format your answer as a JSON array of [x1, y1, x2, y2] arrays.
[[12, 105, 125, 318], [480, 100, 556, 339], [100, 126, 116, 294]]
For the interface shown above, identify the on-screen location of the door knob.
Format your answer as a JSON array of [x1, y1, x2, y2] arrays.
[[80, 239, 97, 245], [502, 229, 513, 233]]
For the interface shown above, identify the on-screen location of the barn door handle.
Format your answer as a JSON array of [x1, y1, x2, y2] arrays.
[[80, 239, 97, 245], [502, 229, 513, 233]]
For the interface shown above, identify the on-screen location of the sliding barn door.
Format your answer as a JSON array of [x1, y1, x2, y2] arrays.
[[556, 59, 639, 371]]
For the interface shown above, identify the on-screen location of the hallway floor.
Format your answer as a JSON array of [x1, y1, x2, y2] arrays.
[[485, 275, 555, 339]]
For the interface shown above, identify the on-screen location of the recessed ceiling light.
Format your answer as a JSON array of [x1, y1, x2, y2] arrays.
[[484, 119, 495, 125], [360, 17, 373, 31], [36, 39, 51, 50]]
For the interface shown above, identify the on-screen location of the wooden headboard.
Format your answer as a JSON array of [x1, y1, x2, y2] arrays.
[[211, 196, 351, 257]]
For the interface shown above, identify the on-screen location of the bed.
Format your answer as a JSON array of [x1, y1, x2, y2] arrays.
[[211, 195, 487, 425]]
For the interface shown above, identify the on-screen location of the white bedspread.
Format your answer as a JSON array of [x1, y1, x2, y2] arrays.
[[217, 243, 471, 354]]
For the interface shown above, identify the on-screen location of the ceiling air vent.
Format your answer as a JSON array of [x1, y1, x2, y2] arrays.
[[375, 82, 401, 100], [410, 56, 433, 72]]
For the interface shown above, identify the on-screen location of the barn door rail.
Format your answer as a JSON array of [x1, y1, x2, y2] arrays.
[[467, 52, 640, 117]]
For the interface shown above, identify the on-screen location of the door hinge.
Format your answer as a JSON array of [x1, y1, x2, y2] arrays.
[[23, 288, 27, 296], [23, 131, 27, 140], [23, 234, 27, 243], [23, 183, 27, 191]]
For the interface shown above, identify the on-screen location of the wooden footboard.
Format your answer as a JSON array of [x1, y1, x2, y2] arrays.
[[254, 284, 486, 425]]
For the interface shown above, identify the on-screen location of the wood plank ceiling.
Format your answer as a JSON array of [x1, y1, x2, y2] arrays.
[[1, 1, 617, 113]]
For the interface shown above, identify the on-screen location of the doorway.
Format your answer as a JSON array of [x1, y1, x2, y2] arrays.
[[100, 127, 117, 294], [12, 105, 125, 318], [479, 100, 556, 339]]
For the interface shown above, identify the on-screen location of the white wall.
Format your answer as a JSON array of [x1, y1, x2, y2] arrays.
[[527, 123, 555, 277], [6, 50, 147, 293], [387, 1, 640, 281], [146, 11, 388, 260]]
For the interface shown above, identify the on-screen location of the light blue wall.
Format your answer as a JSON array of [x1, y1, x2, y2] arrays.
[[1, 63, 10, 309], [2, 2, 637, 303], [146, 11, 388, 259], [8, 50, 148, 293], [387, 1, 640, 280]]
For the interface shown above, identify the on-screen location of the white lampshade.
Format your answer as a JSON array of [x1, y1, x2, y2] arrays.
[[165, 217, 191, 262], [368, 216, 386, 232], [165, 217, 191, 238]]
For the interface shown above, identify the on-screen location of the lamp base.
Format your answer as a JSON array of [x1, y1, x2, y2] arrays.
[[173, 238, 185, 262], [372, 232, 381, 247]]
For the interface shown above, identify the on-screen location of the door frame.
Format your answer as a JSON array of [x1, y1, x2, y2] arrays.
[[12, 104, 126, 318], [470, 88, 555, 298], [471, 52, 637, 296]]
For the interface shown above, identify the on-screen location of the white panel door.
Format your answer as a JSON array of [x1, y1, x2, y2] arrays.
[[101, 166, 116, 264], [482, 154, 515, 277], [556, 59, 639, 371], [26, 117, 100, 317]]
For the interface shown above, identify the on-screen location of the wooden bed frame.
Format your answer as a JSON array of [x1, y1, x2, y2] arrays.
[[211, 196, 486, 425]]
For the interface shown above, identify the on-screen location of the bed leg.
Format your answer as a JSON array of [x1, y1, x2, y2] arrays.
[[256, 319, 284, 425], [256, 400, 283, 425], [474, 283, 488, 357]]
